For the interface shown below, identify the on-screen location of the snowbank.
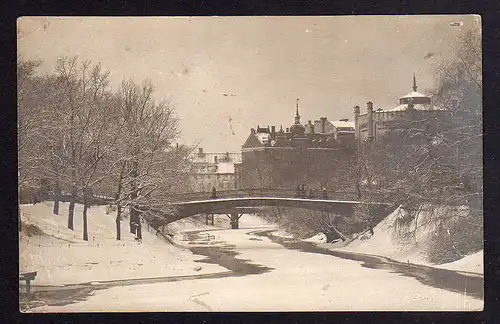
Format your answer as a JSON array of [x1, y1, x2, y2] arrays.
[[19, 202, 225, 286], [335, 206, 428, 265], [436, 250, 483, 274], [270, 229, 295, 239], [329, 206, 483, 274], [304, 232, 327, 243], [31, 222, 483, 312]]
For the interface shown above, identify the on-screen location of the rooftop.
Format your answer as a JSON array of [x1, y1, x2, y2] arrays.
[[330, 120, 355, 130], [382, 103, 446, 112], [255, 132, 271, 145], [399, 91, 429, 99]]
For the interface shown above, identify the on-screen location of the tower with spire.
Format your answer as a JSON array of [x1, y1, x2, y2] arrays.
[[353, 73, 443, 144], [294, 98, 301, 124], [290, 98, 306, 136], [398, 73, 431, 106]]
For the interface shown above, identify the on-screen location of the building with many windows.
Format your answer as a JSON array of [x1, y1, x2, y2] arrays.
[[188, 148, 242, 191], [237, 100, 356, 191]]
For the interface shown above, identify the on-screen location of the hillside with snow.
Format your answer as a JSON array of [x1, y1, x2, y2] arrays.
[[19, 201, 226, 286], [317, 206, 483, 275]]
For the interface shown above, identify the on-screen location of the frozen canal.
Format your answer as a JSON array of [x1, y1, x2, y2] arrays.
[[29, 216, 483, 312]]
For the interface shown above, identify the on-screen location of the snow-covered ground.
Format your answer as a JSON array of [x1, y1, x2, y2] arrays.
[[19, 202, 226, 286], [270, 229, 296, 239], [303, 232, 327, 243], [315, 206, 483, 275], [29, 213, 483, 312], [436, 251, 483, 274]]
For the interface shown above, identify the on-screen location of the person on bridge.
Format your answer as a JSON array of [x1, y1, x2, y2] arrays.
[[296, 185, 301, 198], [210, 186, 217, 199], [308, 188, 314, 199], [301, 184, 305, 198], [322, 188, 328, 199]]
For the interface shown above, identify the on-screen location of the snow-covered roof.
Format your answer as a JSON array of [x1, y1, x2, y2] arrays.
[[382, 104, 446, 112], [256, 133, 270, 144], [399, 91, 429, 99], [330, 120, 355, 130], [216, 162, 235, 174]]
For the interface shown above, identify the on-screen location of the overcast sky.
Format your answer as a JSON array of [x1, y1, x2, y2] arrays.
[[17, 15, 480, 152]]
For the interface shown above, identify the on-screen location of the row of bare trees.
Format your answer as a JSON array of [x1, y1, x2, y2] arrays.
[[18, 56, 192, 241]]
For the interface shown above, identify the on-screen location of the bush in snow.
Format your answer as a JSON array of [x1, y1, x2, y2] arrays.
[[425, 213, 483, 264]]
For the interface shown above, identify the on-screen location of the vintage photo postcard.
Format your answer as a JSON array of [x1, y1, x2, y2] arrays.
[[17, 15, 482, 312]]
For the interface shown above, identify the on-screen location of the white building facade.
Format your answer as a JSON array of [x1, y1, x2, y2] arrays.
[[188, 148, 242, 192]]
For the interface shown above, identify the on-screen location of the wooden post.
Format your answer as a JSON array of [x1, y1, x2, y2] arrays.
[[26, 279, 31, 295], [205, 213, 209, 225], [211, 214, 214, 225]]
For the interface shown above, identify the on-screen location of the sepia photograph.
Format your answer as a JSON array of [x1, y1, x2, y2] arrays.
[[17, 15, 483, 312]]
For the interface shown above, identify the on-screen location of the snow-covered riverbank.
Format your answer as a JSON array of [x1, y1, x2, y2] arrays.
[[21, 205, 482, 312], [26, 212, 482, 312], [294, 206, 483, 275], [19, 202, 226, 287]]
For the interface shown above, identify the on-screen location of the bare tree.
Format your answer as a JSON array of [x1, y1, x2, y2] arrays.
[[35, 56, 116, 241], [17, 57, 44, 187], [112, 77, 183, 240], [356, 28, 482, 260]]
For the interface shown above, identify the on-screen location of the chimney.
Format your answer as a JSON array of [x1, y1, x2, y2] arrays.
[[286, 127, 289, 133], [367, 101, 374, 142], [353, 106, 360, 146], [320, 117, 327, 133], [271, 126, 276, 133], [214, 156, 218, 163], [308, 120, 314, 134]]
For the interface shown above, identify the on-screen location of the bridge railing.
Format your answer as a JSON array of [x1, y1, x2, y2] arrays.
[[43, 189, 394, 206], [172, 188, 369, 202]]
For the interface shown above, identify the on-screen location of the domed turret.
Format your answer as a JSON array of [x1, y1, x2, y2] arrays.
[[398, 73, 431, 105]]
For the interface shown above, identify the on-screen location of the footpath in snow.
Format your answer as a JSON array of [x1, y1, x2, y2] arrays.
[[19, 201, 226, 287]]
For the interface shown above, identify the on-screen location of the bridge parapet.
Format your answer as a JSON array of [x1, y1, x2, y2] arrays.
[[172, 189, 367, 202]]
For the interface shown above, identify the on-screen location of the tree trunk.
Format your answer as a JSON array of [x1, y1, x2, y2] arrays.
[[83, 192, 89, 241], [116, 205, 122, 240], [129, 211, 136, 234], [68, 187, 76, 231], [53, 182, 61, 215], [129, 163, 139, 235], [355, 173, 362, 200], [130, 207, 142, 239], [327, 226, 348, 242], [115, 161, 126, 241], [324, 231, 341, 243], [136, 219, 142, 240]]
